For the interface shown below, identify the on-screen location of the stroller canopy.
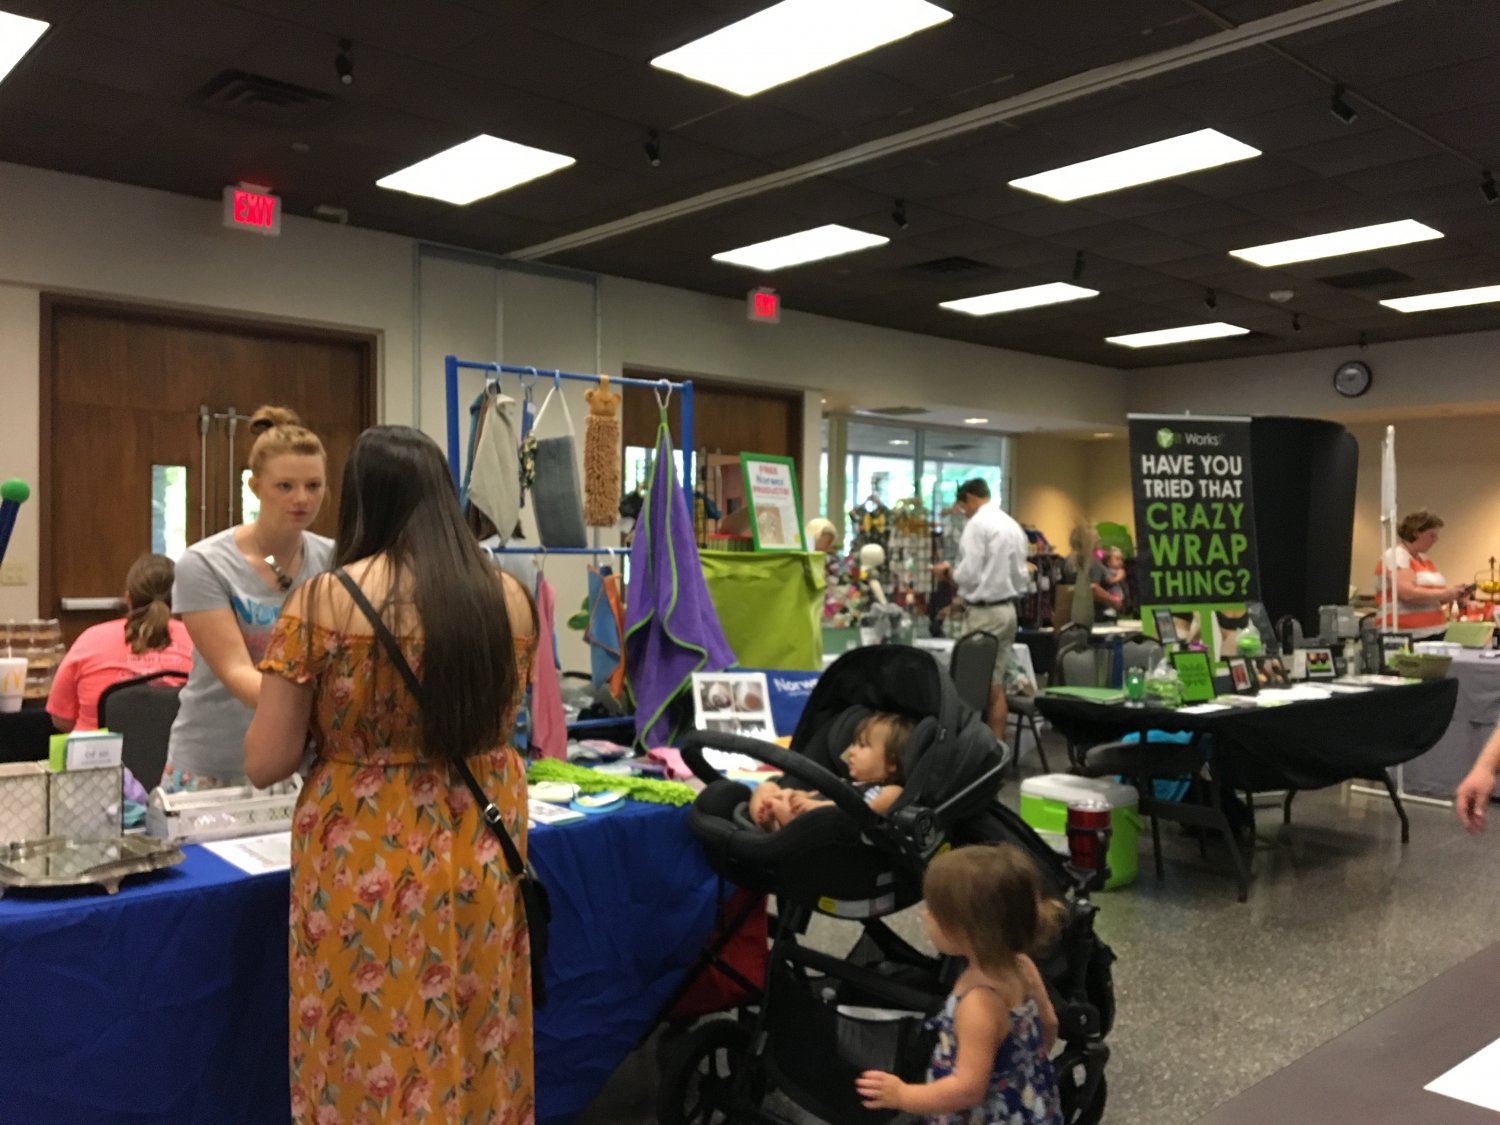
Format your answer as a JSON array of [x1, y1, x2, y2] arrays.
[[790, 646, 1006, 826]]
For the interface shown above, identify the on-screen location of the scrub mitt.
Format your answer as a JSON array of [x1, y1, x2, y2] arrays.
[[526, 758, 695, 807]]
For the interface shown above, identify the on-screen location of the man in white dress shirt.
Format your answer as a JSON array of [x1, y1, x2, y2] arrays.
[[933, 478, 1030, 740]]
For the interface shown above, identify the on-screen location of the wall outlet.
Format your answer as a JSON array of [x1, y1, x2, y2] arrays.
[[0, 563, 28, 586]]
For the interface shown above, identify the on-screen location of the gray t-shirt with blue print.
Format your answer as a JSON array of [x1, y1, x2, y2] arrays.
[[167, 527, 334, 781]]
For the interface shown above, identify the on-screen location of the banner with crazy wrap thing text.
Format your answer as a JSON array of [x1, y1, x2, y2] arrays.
[[1129, 414, 1261, 605]]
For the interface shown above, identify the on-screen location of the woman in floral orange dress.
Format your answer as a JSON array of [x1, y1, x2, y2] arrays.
[[246, 425, 538, 1124]]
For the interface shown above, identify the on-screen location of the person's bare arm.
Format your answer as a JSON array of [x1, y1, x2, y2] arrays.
[[866, 784, 904, 814], [1393, 571, 1463, 605], [181, 608, 260, 707], [1455, 724, 1500, 834], [244, 673, 313, 787], [1019, 954, 1059, 1051], [856, 988, 1006, 1113]]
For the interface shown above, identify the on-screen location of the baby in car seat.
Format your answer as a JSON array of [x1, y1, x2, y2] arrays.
[[747, 712, 912, 830]]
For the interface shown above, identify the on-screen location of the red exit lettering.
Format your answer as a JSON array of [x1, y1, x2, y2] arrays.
[[233, 190, 276, 228], [753, 291, 778, 318]]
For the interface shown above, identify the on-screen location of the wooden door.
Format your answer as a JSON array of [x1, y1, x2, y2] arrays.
[[41, 298, 374, 642]]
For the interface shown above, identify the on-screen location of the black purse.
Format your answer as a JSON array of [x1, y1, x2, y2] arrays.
[[333, 569, 551, 1008]]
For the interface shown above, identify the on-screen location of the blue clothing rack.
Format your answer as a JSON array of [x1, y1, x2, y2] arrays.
[[444, 356, 695, 498]]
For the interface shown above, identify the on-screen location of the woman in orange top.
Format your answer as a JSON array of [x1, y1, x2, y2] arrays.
[[1374, 510, 1470, 638], [246, 426, 538, 1125]]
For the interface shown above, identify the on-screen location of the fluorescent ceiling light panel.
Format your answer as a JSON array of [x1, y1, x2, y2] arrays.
[[964, 417, 989, 424], [1230, 219, 1442, 267], [713, 223, 888, 270], [652, 0, 952, 97], [377, 135, 574, 205], [0, 10, 48, 86], [1380, 284, 1500, 313], [1106, 322, 1249, 349], [940, 282, 1098, 316], [1008, 129, 1260, 202]]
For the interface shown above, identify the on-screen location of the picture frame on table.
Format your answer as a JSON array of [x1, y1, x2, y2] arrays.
[[1169, 648, 1216, 703], [1254, 655, 1291, 688], [1302, 646, 1336, 680], [1224, 656, 1258, 695], [1379, 632, 1413, 673], [1151, 607, 1180, 645]]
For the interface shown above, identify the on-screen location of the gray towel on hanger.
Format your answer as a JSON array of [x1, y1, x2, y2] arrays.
[[469, 389, 522, 542], [530, 382, 587, 548], [534, 436, 588, 548]]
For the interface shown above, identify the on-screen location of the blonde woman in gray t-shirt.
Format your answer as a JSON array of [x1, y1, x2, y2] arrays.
[[163, 406, 334, 791]]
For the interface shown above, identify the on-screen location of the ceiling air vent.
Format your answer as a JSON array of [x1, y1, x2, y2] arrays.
[[196, 70, 335, 125], [864, 406, 929, 417], [1317, 267, 1413, 290], [907, 256, 993, 275]]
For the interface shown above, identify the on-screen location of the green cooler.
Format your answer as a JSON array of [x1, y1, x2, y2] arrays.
[[1019, 774, 1139, 890]]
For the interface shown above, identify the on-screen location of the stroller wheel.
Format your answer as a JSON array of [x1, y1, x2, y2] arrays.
[[1058, 1066, 1107, 1125], [657, 1018, 765, 1125]]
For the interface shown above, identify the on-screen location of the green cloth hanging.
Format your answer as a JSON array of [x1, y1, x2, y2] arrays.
[[526, 759, 696, 807], [699, 550, 825, 672]]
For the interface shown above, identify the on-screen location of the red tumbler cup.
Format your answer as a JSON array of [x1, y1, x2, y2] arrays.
[[1066, 798, 1112, 873]]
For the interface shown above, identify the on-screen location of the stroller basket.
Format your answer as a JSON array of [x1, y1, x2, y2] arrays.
[[763, 957, 937, 1125]]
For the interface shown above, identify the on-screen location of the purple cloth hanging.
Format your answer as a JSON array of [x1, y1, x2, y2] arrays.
[[625, 423, 735, 747]]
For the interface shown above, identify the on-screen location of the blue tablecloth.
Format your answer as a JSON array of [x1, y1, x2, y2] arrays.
[[0, 799, 719, 1124]]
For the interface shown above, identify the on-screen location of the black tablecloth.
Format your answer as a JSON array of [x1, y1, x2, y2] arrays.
[[0, 703, 53, 764], [1018, 629, 1056, 676], [1036, 679, 1459, 792]]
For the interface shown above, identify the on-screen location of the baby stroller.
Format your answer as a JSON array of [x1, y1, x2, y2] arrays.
[[663, 646, 1114, 1125]]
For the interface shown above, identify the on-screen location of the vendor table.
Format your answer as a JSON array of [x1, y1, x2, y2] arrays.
[[1400, 651, 1500, 801], [0, 799, 719, 1125], [1194, 941, 1500, 1124], [1035, 679, 1458, 900]]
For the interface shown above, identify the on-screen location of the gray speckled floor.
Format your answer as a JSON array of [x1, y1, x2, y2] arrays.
[[581, 733, 1500, 1124]]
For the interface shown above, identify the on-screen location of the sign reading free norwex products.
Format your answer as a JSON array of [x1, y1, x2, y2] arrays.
[[1128, 414, 1261, 604]]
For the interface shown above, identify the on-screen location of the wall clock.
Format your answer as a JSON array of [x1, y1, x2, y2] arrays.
[[1334, 360, 1372, 398]]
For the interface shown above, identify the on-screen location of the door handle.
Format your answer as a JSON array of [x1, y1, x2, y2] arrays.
[[60, 597, 125, 612]]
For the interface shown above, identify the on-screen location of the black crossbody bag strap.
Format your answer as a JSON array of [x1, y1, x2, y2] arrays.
[[332, 569, 549, 1007]]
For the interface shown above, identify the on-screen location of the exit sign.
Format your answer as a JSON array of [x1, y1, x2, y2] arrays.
[[747, 287, 780, 324], [222, 184, 281, 236]]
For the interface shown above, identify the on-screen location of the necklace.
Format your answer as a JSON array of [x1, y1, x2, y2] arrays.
[[257, 534, 303, 592]]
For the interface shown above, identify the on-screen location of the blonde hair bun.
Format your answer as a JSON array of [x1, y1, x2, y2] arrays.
[[249, 405, 302, 434]]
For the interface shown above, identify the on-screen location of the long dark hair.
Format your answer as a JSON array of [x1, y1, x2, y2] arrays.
[[331, 425, 527, 763]]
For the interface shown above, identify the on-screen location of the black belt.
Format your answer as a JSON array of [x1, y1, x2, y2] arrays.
[[968, 598, 1018, 608]]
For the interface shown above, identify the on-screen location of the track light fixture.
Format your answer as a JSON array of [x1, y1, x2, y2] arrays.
[[643, 130, 662, 167], [1482, 170, 1498, 205], [890, 198, 908, 230], [1204, 288, 1217, 310], [1292, 312, 1302, 332], [1329, 83, 1357, 125], [335, 38, 354, 86], [1072, 250, 1085, 282]]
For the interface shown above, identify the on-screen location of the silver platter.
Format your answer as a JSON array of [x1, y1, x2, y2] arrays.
[[0, 836, 184, 897]]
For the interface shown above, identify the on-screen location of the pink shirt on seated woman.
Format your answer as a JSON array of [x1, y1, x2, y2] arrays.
[[47, 554, 195, 732]]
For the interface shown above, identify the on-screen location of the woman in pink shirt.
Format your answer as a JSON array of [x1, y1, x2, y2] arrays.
[[48, 554, 195, 731]]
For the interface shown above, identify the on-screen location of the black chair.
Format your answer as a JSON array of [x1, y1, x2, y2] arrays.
[[97, 671, 187, 792], [949, 629, 1000, 717], [1006, 694, 1051, 774]]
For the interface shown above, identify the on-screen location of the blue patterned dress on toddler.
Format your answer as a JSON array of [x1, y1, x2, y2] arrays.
[[923, 985, 1063, 1124]]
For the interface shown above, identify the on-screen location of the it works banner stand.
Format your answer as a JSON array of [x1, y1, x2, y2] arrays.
[[1129, 414, 1262, 662]]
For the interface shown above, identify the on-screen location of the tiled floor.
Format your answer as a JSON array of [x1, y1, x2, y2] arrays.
[[581, 734, 1500, 1124]]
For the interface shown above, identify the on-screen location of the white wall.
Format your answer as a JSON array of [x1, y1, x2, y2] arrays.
[[0, 161, 1128, 668], [1126, 329, 1500, 420]]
